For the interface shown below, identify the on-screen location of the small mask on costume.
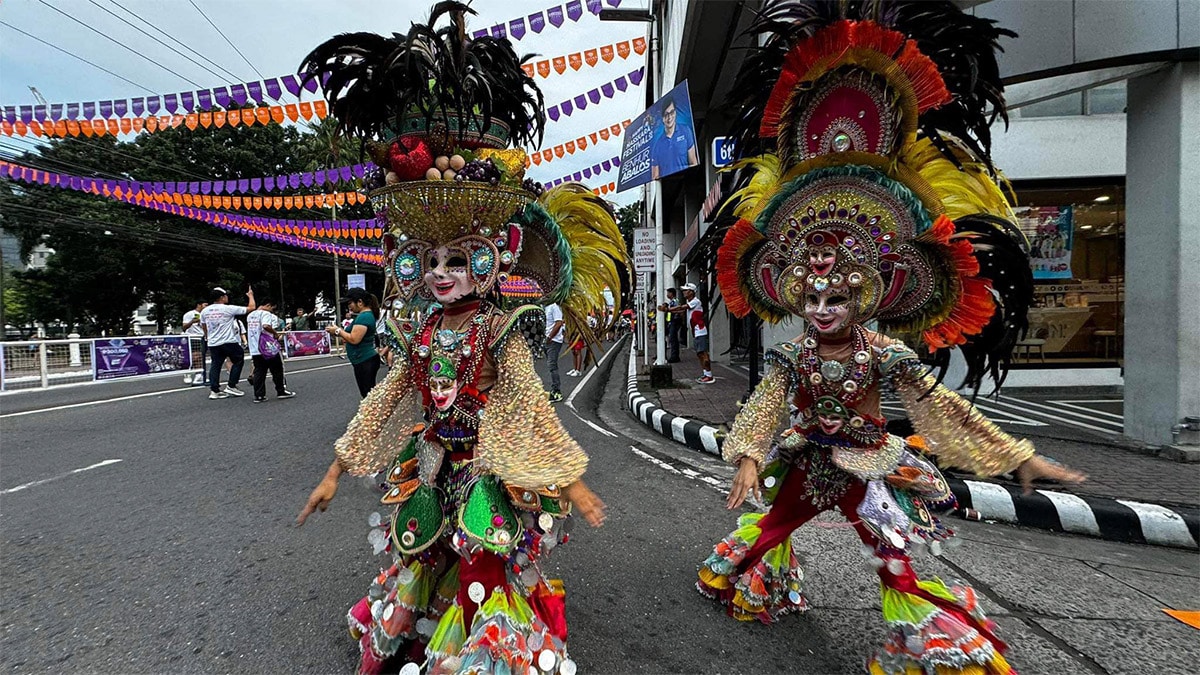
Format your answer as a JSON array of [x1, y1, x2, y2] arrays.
[[428, 355, 459, 411]]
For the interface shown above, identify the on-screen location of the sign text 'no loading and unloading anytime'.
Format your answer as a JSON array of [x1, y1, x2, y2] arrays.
[[633, 227, 655, 272]]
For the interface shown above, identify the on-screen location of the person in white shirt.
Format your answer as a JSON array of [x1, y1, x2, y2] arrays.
[[544, 302, 565, 402], [182, 301, 208, 384], [201, 286, 255, 399], [660, 283, 714, 383], [246, 298, 295, 403]]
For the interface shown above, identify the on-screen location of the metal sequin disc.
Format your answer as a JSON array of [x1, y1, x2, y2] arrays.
[[520, 567, 540, 587], [537, 649, 557, 672], [763, 476, 777, 489], [560, 658, 578, 675], [538, 513, 555, 532], [788, 590, 803, 605], [382, 603, 395, 621], [527, 632, 544, 652], [399, 663, 421, 675], [854, 350, 870, 364], [467, 581, 486, 604], [396, 567, 415, 585], [832, 132, 852, 152], [819, 360, 846, 381]]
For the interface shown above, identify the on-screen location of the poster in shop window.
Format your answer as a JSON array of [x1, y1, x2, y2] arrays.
[[1016, 205, 1073, 280]]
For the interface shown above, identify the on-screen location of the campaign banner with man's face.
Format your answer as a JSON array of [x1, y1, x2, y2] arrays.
[[616, 81, 699, 192]]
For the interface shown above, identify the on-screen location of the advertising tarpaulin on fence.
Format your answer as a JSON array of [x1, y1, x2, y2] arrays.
[[285, 331, 331, 357], [93, 336, 192, 380], [616, 81, 699, 192]]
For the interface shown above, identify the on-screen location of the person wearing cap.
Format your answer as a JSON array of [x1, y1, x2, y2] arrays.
[[327, 288, 380, 398], [200, 285, 255, 399], [660, 283, 713, 383], [181, 300, 209, 384]]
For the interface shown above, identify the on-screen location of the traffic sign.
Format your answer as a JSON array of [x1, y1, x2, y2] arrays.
[[711, 136, 738, 168], [633, 228, 655, 272]]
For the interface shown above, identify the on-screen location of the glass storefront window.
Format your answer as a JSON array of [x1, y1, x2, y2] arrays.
[[1011, 181, 1124, 367]]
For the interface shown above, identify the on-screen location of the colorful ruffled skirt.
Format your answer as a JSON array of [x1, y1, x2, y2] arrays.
[[350, 440, 578, 675], [698, 441, 1015, 674]]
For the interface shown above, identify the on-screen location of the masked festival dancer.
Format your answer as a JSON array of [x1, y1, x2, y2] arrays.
[[693, 2, 1085, 673], [294, 5, 628, 673]]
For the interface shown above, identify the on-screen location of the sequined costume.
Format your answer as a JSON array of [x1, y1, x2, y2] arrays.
[[300, 5, 628, 673], [696, 2, 1051, 673]]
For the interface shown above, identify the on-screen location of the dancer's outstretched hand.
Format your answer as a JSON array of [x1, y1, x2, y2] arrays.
[[1016, 455, 1087, 495], [296, 474, 339, 525], [726, 457, 761, 510], [563, 480, 606, 527]]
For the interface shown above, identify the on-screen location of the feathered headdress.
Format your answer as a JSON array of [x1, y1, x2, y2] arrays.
[[300, 2, 628, 337], [715, 0, 1030, 390]]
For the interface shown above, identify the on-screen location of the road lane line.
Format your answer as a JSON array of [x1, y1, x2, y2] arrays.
[[569, 409, 618, 438], [565, 338, 624, 409], [1, 459, 123, 495], [995, 395, 1125, 428], [0, 362, 347, 419], [985, 397, 1122, 434], [1047, 400, 1125, 422], [971, 402, 1049, 427]]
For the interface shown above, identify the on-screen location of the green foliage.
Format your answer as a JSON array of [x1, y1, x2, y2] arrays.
[[615, 200, 644, 255], [0, 110, 375, 336]]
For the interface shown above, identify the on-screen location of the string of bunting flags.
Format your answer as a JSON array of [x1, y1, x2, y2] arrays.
[[0, 160, 383, 244], [527, 119, 631, 167], [0, 101, 328, 138], [95, 162, 373, 196], [522, 38, 645, 79], [540, 155, 622, 188], [147, 189, 367, 211], [472, 0, 622, 41], [546, 67, 643, 121], [1, 1, 631, 126]]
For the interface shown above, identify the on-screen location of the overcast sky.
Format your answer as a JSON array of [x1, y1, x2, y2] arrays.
[[0, 0, 648, 204]]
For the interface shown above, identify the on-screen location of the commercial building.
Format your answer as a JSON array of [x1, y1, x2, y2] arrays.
[[641, 0, 1198, 445]]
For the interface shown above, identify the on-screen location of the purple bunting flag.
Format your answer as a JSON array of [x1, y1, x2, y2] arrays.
[[586, 0, 602, 13], [473, 29, 488, 39], [250, 178, 262, 192], [529, 12, 545, 32], [583, 167, 593, 179], [572, 172, 582, 181], [197, 90, 212, 109], [247, 81, 264, 104], [352, 164, 366, 178], [588, 89, 601, 104], [602, 160, 612, 171], [574, 94, 588, 110], [289, 174, 301, 189], [34, 104, 47, 120], [2, 106, 14, 123], [238, 179, 250, 193], [339, 166, 352, 182], [95, 101, 111, 119], [566, 0, 583, 22], [188, 181, 200, 193], [615, 76, 629, 92], [548, 5, 564, 27], [181, 91, 194, 112], [303, 76, 319, 93], [163, 94, 178, 114], [509, 19, 526, 40], [114, 100, 127, 117], [561, 100, 574, 117], [165, 181, 177, 193], [67, 102, 80, 119], [301, 172, 313, 187], [282, 75, 301, 97], [212, 87, 230, 109], [264, 79, 281, 101], [265, 175, 276, 191], [200, 181, 211, 194], [231, 84, 248, 106], [83, 102, 97, 119], [629, 67, 645, 85], [491, 24, 507, 39], [547, 105, 560, 122], [601, 83, 615, 98]]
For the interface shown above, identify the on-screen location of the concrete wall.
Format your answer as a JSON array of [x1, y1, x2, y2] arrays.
[[990, 115, 1126, 179]]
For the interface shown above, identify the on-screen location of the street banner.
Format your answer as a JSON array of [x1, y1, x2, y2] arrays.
[[633, 227, 655, 272], [1017, 206, 1074, 280], [616, 81, 699, 192], [347, 273, 367, 289], [93, 336, 192, 381], [285, 331, 331, 357]]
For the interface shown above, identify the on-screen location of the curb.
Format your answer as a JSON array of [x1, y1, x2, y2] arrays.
[[625, 345, 724, 456], [624, 347, 1200, 550]]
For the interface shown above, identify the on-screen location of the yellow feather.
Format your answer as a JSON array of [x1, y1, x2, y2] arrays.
[[900, 137, 1014, 221], [725, 154, 785, 222]]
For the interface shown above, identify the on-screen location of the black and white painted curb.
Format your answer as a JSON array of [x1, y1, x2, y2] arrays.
[[624, 346, 1200, 550], [625, 347, 723, 456]]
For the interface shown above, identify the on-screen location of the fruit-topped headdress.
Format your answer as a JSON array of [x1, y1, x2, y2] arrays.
[[300, 1, 628, 340], [715, 0, 1031, 391]]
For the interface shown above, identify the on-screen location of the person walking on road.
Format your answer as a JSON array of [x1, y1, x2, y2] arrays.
[[247, 298, 295, 403], [660, 283, 713, 383], [327, 288, 380, 398], [201, 286, 255, 399], [544, 301, 565, 401], [182, 300, 208, 384]]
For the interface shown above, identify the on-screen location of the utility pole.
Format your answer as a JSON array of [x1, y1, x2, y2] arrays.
[[332, 203, 341, 323]]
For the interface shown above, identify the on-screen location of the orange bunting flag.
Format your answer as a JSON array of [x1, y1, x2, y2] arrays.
[[554, 146, 564, 158], [200, 195, 211, 208], [253, 196, 263, 209], [299, 102, 313, 120], [270, 106, 285, 124], [273, 196, 282, 209], [227, 110, 241, 127], [334, 192, 345, 206], [222, 196, 232, 209], [531, 154, 541, 166], [171, 115, 184, 128], [95, 120, 109, 136], [304, 194, 315, 208], [585, 49, 598, 67], [80, 120, 94, 137], [200, 111, 212, 128], [66, 120, 81, 136], [568, 53, 583, 71], [622, 119, 631, 128], [537, 60, 551, 78], [522, 64, 534, 77], [542, 149, 552, 162], [283, 196, 294, 209], [599, 128, 610, 141], [55, 120, 68, 136], [232, 196, 243, 209], [633, 37, 647, 55], [577, 136, 588, 150], [183, 194, 194, 206], [255, 107, 270, 125], [28, 121, 43, 137], [589, 132, 599, 144], [213, 111, 226, 128], [600, 44, 615, 63], [552, 56, 567, 75], [240, 109, 255, 125], [610, 124, 622, 135], [616, 41, 630, 59], [313, 100, 327, 119], [186, 114, 199, 130], [564, 140, 576, 154]]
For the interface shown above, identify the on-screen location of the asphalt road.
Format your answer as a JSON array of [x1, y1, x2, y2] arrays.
[[2, 346, 1197, 674]]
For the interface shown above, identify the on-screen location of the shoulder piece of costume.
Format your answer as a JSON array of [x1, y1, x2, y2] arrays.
[[763, 340, 803, 390], [721, 368, 790, 466], [875, 340, 920, 379], [334, 359, 413, 475], [488, 304, 547, 359], [714, 0, 1031, 393]]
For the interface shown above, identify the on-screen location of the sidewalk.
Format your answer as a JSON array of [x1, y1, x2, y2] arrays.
[[629, 343, 1200, 548]]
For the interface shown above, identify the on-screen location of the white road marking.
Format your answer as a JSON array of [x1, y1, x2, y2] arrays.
[[569, 409, 618, 438], [565, 338, 624, 409], [971, 401, 1049, 427], [1047, 400, 1125, 422], [1, 459, 123, 495], [964, 480, 1018, 523], [0, 362, 347, 419], [985, 397, 1122, 434], [628, 446, 728, 495]]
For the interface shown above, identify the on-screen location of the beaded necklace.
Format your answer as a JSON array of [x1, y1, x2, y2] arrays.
[[795, 324, 887, 448]]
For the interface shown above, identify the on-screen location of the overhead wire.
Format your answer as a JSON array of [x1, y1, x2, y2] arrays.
[[84, 0, 236, 86], [187, 0, 265, 80], [0, 20, 156, 94], [36, 0, 206, 89], [104, 0, 246, 83]]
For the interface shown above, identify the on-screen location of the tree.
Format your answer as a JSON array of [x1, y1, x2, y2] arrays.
[[1, 109, 369, 335], [615, 200, 644, 256]]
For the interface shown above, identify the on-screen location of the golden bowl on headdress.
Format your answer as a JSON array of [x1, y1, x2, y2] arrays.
[[370, 180, 531, 243]]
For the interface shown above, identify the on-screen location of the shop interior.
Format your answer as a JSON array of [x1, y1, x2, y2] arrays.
[[1010, 180, 1125, 368]]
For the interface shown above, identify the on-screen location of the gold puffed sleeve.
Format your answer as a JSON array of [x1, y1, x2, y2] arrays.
[[475, 336, 589, 488], [333, 356, 413, 476], [896, 372, 1035, 476], [721, 367, 790, 466]]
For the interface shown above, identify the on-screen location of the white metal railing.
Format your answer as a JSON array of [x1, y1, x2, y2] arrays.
[[0, 334, 201, 392]]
